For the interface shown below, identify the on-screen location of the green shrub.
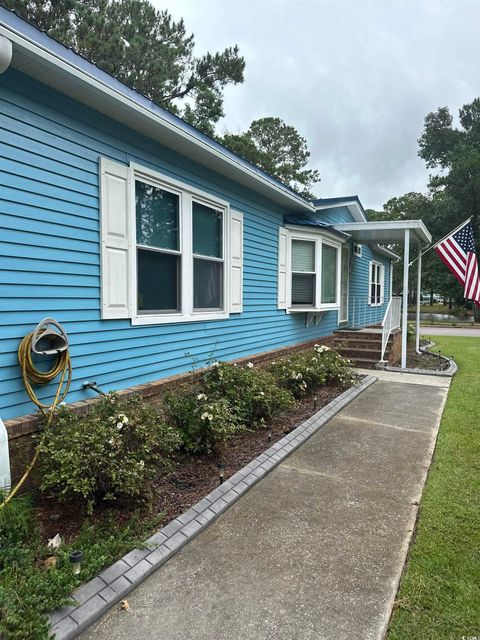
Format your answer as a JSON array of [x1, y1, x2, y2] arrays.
[[203, 362, 294, 426], [37, 393, 180, 513], [268, 345, 356, 397], [163, 387, 241, 454], [312, 345, 357, 387]]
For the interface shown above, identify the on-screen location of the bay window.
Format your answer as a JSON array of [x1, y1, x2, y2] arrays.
[[279, 227, 342, 311]]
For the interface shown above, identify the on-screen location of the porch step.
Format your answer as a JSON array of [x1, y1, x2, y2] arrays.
[[334, 327, 399, 369], [338, 346, 382, 360], [346, 356, 380, 370]]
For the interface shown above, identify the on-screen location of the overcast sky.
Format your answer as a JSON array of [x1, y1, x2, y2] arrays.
[[153, 0, 480, 210]]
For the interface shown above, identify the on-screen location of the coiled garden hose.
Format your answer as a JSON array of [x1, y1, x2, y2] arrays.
[[0, 329, 72, 509]]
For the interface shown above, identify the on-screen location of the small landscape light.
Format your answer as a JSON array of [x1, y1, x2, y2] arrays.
[[313, 395, 318, 411], [69, 550, 83, 575], [267, 428, 273, 442], [217, 462, 227, 485]]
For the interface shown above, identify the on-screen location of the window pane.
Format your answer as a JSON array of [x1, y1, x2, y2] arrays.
[[194, 258, 223, 309], [321, 244, 337, 304], [137, 248, 180, 312], [193, 201, 223, 258], [370, 283, 376, 304], [292, 274, 315, 305], [292, 240, 315, 272], [136, 181, 179, 250]]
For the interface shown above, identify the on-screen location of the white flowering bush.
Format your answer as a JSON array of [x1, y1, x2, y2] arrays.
[[268, 344, 356, 397], [202, 362, 294, 427], [37, 394, 180, 513], [163, 387, 240, 454], [313, 345, 357, 387]]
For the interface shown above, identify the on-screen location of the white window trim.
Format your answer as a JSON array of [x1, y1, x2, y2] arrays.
[[284, 226, 343, 312], [129, 163, 230, 325], [368, 260, 385, 307]]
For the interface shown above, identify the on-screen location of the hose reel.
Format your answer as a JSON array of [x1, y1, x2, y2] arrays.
[[0, 318, 72, 508]]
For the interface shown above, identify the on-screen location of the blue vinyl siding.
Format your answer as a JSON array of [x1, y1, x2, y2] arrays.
[[315, 205, 356, 225], [0, 69, 344, 420]]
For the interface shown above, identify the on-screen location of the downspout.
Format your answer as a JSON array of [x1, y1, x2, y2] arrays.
[[415, 244, 422, 354], [401, 229, 410, 369], [0, 35, 12, 73]]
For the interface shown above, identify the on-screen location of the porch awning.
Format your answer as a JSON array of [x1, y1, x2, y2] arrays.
[[333, 220, 432, 245]]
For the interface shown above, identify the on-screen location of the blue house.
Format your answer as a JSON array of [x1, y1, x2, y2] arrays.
[[0, 7, 431, 424]]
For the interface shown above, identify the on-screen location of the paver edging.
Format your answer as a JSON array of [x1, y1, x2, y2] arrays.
[[384, 340, 458, 377], [49, 375, 377, 639]]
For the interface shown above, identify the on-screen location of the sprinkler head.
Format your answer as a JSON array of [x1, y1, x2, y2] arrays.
[[69, 550, 83, 575]]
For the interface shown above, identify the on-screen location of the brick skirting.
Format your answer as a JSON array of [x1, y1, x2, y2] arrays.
[[6, 335, 335, 487]]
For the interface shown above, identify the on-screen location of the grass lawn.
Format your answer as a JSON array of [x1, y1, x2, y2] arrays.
[[388, 336, 480, 640]]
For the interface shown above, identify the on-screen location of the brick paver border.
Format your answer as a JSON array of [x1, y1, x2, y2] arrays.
[[49, 375, 377, 639]]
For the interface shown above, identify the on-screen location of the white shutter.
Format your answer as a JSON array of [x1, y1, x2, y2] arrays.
[[229, 210, 243, 313], [100, 158, 131, 319], [278, 227, 289, 309]]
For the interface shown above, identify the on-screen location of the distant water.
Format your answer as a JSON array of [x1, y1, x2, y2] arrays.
[[407, 312, 473, 323]]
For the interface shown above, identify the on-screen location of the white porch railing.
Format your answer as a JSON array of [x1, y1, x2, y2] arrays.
[[381, 296, 402, 361]]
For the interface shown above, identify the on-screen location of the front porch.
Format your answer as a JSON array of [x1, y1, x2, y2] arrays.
[[335, 219, 432, 368]]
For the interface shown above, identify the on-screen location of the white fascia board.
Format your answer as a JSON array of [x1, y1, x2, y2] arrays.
[[334, 220, 432, 244], [0, 23, 314, 214]]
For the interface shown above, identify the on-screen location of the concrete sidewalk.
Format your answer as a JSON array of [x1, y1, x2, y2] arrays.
[[82, 375, 449, 640]]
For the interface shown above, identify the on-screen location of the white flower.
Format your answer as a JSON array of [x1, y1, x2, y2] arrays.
[[116, 422, 123, 430], [207, 414, 213, 421], [139, 460, 145, 469], [197, 393, 207, 401], [121, 415, 129, 424], [201, 412, 209, 420], [259, 391, 265, 396], [108, 437, 115, 445], [246, 362, 254, 368]]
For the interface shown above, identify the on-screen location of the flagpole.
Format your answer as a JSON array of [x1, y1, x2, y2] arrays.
[[408, 216, 473, 267]]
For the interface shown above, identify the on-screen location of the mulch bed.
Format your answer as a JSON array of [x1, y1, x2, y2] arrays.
[[35, 382, 348, 545], [403, 343, 450, 371]]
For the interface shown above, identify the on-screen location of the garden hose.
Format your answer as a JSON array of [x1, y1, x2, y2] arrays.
[[0, 327, 72, 509]]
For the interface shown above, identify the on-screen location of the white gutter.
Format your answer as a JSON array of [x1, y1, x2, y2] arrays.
[[0, 34, 12, 73], [0, 21, 313, 213]]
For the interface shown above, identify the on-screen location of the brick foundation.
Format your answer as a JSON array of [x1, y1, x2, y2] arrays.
[[6, 336, 335, 488]]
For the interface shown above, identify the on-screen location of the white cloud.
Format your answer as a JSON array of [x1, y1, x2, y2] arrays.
[[152, 0, 480, 209]]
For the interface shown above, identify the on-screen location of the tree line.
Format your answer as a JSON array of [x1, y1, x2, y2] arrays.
[[368, 98, 480, 312]]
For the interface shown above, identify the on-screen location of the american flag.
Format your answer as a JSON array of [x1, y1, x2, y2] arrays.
[[434, 219, 480, 303]]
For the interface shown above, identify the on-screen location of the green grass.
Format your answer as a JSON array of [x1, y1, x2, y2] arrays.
[[388, 336, 480, 640]]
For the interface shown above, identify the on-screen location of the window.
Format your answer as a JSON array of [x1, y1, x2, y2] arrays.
[[136, 180, 181, 314], [353, 243, 362, 257], [291, 240, 316, 306], [192, 201, 224, 310], [369, 261, 384, 305], [321, 244, 337, 304], [99, 158, 244, 324], [278, 228, 341, 311]]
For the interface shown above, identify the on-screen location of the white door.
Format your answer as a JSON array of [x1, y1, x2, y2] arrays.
[[340, 245, 349, 323]]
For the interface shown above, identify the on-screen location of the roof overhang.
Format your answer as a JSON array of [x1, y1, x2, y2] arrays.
[[334, 220, 432, 245], [0, 7, 314, 214], [313, 196, 367, 222]]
